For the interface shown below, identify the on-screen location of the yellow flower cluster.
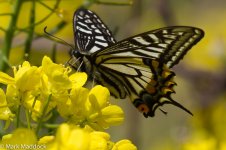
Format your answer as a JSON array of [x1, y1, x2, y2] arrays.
[[0, 124, 136, 150], [0, 56, 123, 129], [46, 124, 137, 150], [0, 56, 136, 149]]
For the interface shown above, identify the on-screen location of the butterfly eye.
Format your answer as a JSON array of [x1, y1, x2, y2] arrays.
[[137, 104, 150, 114], [70, 50, 76, 56]]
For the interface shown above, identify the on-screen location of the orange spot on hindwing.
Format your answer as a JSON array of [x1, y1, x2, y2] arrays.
[[137, 104, 150, 114]]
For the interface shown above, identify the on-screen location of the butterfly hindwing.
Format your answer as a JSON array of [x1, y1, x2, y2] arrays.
[[92, 52, 194, 117], [73, 8, 116, 53], [93, 57, 153, 99]]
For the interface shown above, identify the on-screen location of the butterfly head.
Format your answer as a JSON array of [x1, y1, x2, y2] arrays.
[[67, 49, 83, 70]]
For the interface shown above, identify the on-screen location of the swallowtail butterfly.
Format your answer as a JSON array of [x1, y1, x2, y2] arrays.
[[69, 8, 204, 117]]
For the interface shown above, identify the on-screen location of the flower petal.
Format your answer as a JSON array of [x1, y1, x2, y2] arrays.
[[0, 71, 15, 85], [88, 85, 110, 108], [89, 131, 110, 150], [69, 72, 87, 87], [0, 89, 14, 121], [38, 136, 55, 144], [52, 124, 90, 150], [1, 128, 37, 145], [101, 105, 124, 126], [42, 56, 72, 90], [113, 140, 137, 150], [15, 66, 41, 92]]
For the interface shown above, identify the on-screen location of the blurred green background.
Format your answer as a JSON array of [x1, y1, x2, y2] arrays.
[[1, 0, 226, 150]]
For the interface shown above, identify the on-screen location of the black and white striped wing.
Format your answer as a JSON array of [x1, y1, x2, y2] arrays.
[[93, 26, 204, 68], [91, 26, 204, 117], [73, 8, 116, 53]]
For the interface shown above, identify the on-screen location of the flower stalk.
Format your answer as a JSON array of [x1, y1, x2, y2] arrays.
[[0, 0, 23, 71], [36, 94, 52, 136]]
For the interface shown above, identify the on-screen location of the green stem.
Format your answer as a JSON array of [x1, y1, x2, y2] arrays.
[[29, 96, 38, 122], [0, 0, 23, 71], [0, 13, 12, 16], [43, 123, 59, 129], [51, 43, 57, 63], [95, 0, 133, 5], [0, 27, 6, 32], [16, 105, 21, 128], [24, 0, 35, 61], [84, 0, 132, 8], [25, 109, 31, 129], [34, 0, 61, 26], [25, 95, 39, 129], [37, 0, 56, 11], [36, 94, 52, 135], [17, 0, 61, 30]]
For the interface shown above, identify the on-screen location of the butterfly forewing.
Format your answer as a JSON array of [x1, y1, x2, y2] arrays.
[[158, 27, 204, 67], [73, 8, 116, 53], [93, 26, 204, 68]]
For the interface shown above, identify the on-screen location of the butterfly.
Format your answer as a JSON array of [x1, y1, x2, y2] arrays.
[[68, 8, 204, 118]]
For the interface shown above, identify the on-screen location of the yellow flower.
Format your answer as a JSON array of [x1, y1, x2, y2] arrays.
[[47, 124, 90, 150], [0, 61, 41, 112], [5, 84, 20, 111], [0, 56, 89, 122], [0, 72, 14, 85], [41, 56, 72, 90], [112, 140, 137, 150], [38, 136, 55, 145], [58, 85, 124, 130], [0, 56, 127, 146], [37, 56, 87, 121], [69, 72, 87, 88], [0, 128, 37, 149], [46, 124, 137, 150], [14, 61, 41, 92], [1, 61, 40, 93], [0, 89, 14, 121], [86, 85, 124, 130], [89, 131, 110, 150], [57, 86, 89, 120], [0, 89, 14, 129]]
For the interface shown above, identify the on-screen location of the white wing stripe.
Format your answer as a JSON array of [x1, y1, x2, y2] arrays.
[[77, 27, 92, 34], [102, 64, 138, 75], [133, 37, 151, 45]]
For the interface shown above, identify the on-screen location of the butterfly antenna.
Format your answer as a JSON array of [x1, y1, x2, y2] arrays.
[[44, 26, 75, 50]]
